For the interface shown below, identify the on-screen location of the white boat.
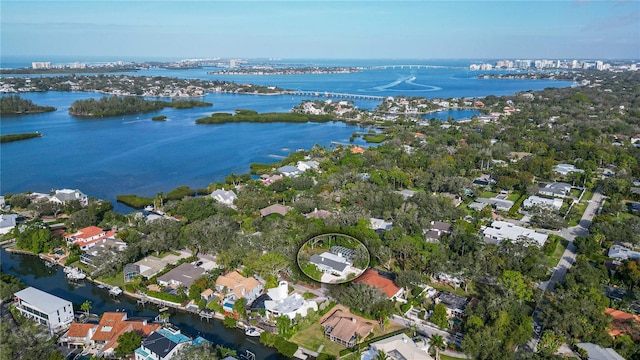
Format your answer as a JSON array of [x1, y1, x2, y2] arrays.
[[144, 205, 154, 212], [65, 267, 86, 280], [245, 327, 260, 337], [109, 286, 123, 296]]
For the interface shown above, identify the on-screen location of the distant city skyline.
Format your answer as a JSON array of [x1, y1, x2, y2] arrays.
[[1, 1, 639, 60]]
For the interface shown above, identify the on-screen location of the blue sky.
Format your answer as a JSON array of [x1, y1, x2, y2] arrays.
[[1, 1, 639, 60]]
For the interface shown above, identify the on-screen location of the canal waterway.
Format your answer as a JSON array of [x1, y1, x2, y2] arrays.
[[0, 249, 284, 359]]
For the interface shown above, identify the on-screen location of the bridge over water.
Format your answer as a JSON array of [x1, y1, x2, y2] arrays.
[[285, 90, 384, 101], [365, 65, 465, 70]]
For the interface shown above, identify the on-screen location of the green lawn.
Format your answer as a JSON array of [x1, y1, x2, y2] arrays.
[[583, 190, 594, 201], [97, 270, 126, 288], [440, 353, 468, 360], [428, 282, 473, 297], [480, 191, 497, 198], [566, 202, 588, 226], [289, 323, 345, 356], [158, 250, 181, 258], [546, 238, 569, 267], [507, 193, 520, 201], [570, 189, 582, 198]]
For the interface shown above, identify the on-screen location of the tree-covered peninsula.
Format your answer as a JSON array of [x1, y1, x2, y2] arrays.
[[195, 109, 334, 124], [0, 95, 56, 115], [0, 132, 43, 143], [68, 96, 212, 117]]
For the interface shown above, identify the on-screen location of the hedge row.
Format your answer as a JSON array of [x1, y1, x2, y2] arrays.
[[259, 331, 298, 358]]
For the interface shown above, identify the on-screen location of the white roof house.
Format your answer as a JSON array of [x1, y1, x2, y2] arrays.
[[482, 221, 548, 247], [365, 333, 432, 360], [538, 182, 572, 198], [554, 163, 584, 176], [14, 287, 74, 332], [210, 189, 237, 206], [523, 196, 564, 211], [296, 160, 320, 172], [278, 165, 301, 177], [310, 252, 350, 277], [576, 343, 624, 360], [608, 245, 640, 261], [52, 189, 88, 206], [264, 281, 317, 320], [370, 218, 393, 231], [0, 214, 18, 235]]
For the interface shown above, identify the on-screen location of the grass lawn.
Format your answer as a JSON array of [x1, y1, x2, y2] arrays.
[[429, 282, 473, 297], [97, 270, 126, 288], [507, 193, 520, 201], [546, 238, 569, 267], [566, 202, 588, 226], [289, 323, 345, 356], [570, 189, 582, 198], [480, 191, 497, 198], [583, 190, 594, 201], [158, 250, 181, 258]]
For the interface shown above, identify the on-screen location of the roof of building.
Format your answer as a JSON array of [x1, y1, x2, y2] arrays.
[[310, 253, 349, 272], [157, 263, 206, 288], [431, 221, 451, 232], [350, 146, 366, 154], [482, 220, 548, 247], [370, 218, 393, 231], [215, 271, 262, 299], [371, 333, 432, 360], [14, 287, 71, 314], [353, 269, 402, 298], [278, 165, 300, 174], [260, 204, 292, 217], [66, 226, 105, 239], [0, 214, 17, 228], [92, 312, 160, 352], [331, 246, 355, 260], [438, 291, 469, 311], [305, 208, 331, 219], [605, 308, 640, 340], [201, 289, 214, 298], [210, 189, 237, 203], [608, 245, 640, 261], [576, 343, 625, 360], [66, 323, 96, 338], [321, 309, 374, 343], [54, 189, 86, 202], [143, 328, 190, 358]]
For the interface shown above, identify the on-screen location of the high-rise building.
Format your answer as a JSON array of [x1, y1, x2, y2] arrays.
[[32, 62, 52, 69]]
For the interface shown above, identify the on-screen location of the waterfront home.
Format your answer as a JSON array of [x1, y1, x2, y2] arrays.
[[128, 250, 192, 280], [81, 237, 128, 266], [14, 287, 74, 333], [366, 333, 432, 360], [259, 204, 292, 217], [350, 146, 366, 154], [65, 226, 117, 251], [91, 312, 160, 358], [215, 270, 263, 304], [353, 269, 406, 302], [59, 323, 97, 349], [296, 160, 320, 172], [210, 189, 237, 207], [51, 189, 89, 207], [0, 213, 18, 235], [321, 308, 373, 347], [135, 327, 191, 360], [264, 281, 317, 320], [436, 292, 469, 318], [157, 263, 206, 294], [523, 195, 563, 211], [278, 165, 301, 177], [481, 220, 548, 247], [260, 174, 283, 186], [201, 288, 215, 302]]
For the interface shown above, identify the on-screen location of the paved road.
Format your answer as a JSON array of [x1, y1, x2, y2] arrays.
[[390, 314, 460, 345], [539, 189, 604, 292]]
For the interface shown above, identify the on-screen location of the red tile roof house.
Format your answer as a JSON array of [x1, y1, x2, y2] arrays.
[[59, 323, 97, 349], [321, 308, 374, 347], [65, 226, 116, 251], [91, 312, 160, 358], [354, 269, 407, 303]]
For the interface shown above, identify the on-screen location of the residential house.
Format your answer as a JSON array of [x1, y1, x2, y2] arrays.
[[260, 174, 283, 186], [65, 226, 117, 251], [260, 204, 292, 217], [350, 146, 366, 154], [14, 287, 74, 333], [468, 202, 488, 211], [522, 196, 563, 211], [576, 343, 624, 360], [436, 292, 469, 317], [426, 221, 452, 241], [476, 197, 514, 212], [264, 281, 318, 319], [472, 174, 495, 186], [554, 163, 584, 176], [296, 160, 319, 172], [321, 309, 373, 347], [91, 312, 161, 358], [330, 246, 355, 260], [608, 245, 640, 261], [368, 333, 432, 360], [310, 253, 350, 277], [396, 189, 416, 200], [215, 270, 263, 305], [508, 152, 533, 162], [210, 189, 237, 207], [538, 182, 572, 198], [605, 308, 640, 341], [51, 189, 88, 207], [134, 328, 191, 360], [59, 323, 97, 349], [354, 269, 405, 302], [0, 213, 18, 235], [81, 237, 128, 266], [482, 220, 548, 247], [278, 165, 301, 177], [305, 208, 331, 219], [201, 289, 215, 302], [157, 263, 206, 293], [440, 192, 462, 207], [370, 218, 393, 231]]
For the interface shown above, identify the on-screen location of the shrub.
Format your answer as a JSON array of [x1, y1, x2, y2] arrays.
[[222, 315, 237, 328]]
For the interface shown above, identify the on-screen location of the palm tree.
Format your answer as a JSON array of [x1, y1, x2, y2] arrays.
[[429, 334, 446, 360], [80, 300, 92, 317], [374, 350, 390, 360]]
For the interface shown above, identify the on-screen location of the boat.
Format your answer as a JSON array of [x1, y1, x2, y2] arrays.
[[245, 327, 260, 337], [144, 205, 154, 212], [109, 286, 123, 297], [65, 267, 86, 280]]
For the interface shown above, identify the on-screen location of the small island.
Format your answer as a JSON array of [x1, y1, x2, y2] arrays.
[[68, 96, 212, 117], [0, 95, 56, 116], [151, 115, 167, 121], [195, 109, 334, 124], [0, 132, 43, 143]]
